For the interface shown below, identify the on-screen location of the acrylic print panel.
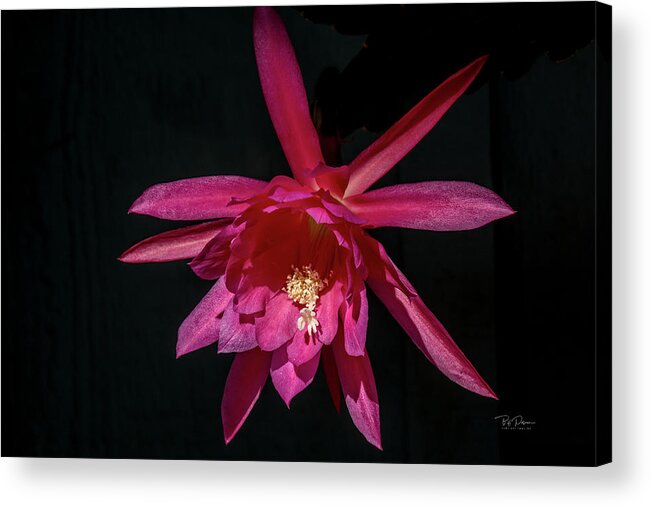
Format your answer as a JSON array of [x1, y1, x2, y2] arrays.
[[1, 3, 611, 465]]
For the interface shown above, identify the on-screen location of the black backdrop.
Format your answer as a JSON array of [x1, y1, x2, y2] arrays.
[[2, 4, 610, 465]]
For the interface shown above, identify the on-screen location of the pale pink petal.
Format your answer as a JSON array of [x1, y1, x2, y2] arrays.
[[255, 292, 298, 351], [344, 56, 488, 197], [270, 344, 321, 407], [346, 181, 514, 231], [321, 346, 341, 413], [129, 176, 267, 220], [253, 7, 323, 186], [364, 244, 497, 399], [119, 220, 227, 263], [218, 302, 258, 354], [176, 278, 232, 358], [332, 334, 382, 450], [222, 348, 271, 444]]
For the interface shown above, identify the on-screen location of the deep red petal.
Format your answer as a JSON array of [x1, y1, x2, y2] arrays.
[[221, 348, 271, 444], [119, 220, 227, 263], [321, 346, 341, 413], [189, 223, 238, 279], [357, 232, 416, 297], [346, 181, 514, 231], [345, 56, 488, 197], [253, 7, 323, 186]]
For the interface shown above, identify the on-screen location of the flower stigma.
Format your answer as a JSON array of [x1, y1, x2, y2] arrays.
[[284, 265, 327, 337]]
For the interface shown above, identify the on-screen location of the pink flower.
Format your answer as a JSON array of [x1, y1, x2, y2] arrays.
[[119, 7, 514, 450]]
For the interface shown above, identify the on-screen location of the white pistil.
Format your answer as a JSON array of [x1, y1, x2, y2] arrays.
[[297, 308, 319, 337], [284, 265, 327, 336]]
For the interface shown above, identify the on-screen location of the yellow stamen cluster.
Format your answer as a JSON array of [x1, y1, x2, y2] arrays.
[[284, 265, 326, 310], [284, 265, 327, 337]]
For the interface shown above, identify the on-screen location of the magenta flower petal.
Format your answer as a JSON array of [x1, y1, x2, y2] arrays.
[[118, 220, 227, 263], [341, 283, 369, 357], [310, 163, 350, 198], [376, 283, 497, 398], [355, 232, 416, 298], [129, 176, 267, 220], [233, 285, 273, 315], [253, 7, 323, 186], [332, 334, 382, 450], [364, 242, 497, 399], [346, 181, 515, 231], [177, 278, 232, 358], [313, 280, 343, 346], [270, 344, 321, 407], [222, 348, 271, 444], [344, 56, 488, 197], [217, 302, 258, 354], [286, 331, 323, 366], [321, 347, 341, 413], [189, 223, 239, 279], [255, 292, 297, 351]]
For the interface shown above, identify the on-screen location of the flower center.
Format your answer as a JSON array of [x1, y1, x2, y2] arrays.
[[284, 265, 327, 337]]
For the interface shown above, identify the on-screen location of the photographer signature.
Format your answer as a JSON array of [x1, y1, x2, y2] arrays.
[[494, 414, 536, 430]]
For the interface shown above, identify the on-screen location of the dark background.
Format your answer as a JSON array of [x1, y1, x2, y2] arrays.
[[2, 4, 610, 465]]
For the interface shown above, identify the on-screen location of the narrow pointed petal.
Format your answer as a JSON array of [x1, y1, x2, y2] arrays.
[[218, 303, 258, 354], [255, 292, 298, 351], [364, 244, 497, 399], [129, 176, 267, 220], [342, 279, 369, 357], [346, 181, 514, 231], [357, 232, 416, 297], [253, 7, 323, 186], [176, 278, 231, 358], [321, 346, 341, 413], [332, 334, 382, 449], [119, 220, 226, 263], [222, 348, 271, 444], [270, 345, 321, 407], [344, 56, 488, 197]]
